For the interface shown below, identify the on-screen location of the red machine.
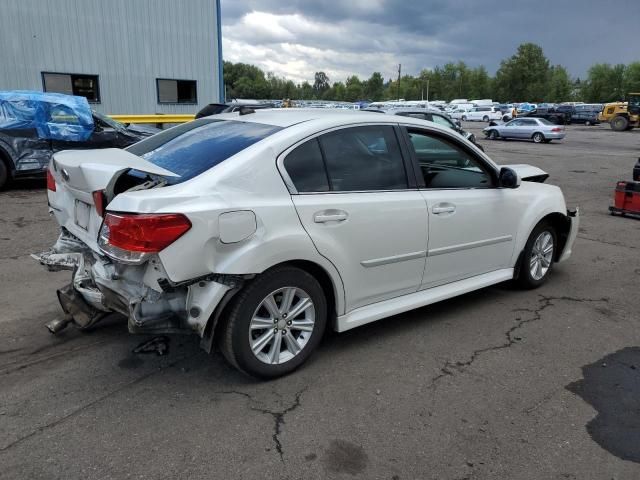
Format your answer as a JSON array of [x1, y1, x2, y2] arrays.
[[609, 180, 640, 217]]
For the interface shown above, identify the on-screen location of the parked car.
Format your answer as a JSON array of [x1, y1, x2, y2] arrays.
[[363, 107, 484, 150], [497, 104, 513, 122], [484, 118, 566, 143], [634, 158, 640, 181], [0, 91, 156, 189], [449, 105, 474, 120], [518, 108, 567, 125], [553, 105, 576, 121], [196, 101, 277, 118], [463, 106, 502, 122], [36, 109, 578, 378], [570, 110, 600, 126]]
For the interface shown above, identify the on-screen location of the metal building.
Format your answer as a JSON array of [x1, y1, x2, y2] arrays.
[[0, 0, 223, 114]]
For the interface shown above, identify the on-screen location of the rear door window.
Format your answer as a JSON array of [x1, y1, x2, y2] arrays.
[[319, 126, 408, 191], [283, 138, 329, 192], [127, 119, 282, 183]]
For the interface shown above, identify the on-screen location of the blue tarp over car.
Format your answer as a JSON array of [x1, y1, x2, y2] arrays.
[[0, 90, 94, 142]]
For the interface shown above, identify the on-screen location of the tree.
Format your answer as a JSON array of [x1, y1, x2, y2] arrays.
[[494, 43, 550, 101], [547, 65, 573, 103], [364, 72, 384, 101], [581, 63, 626, 102], [344, 75, 364, 102], [313, 72, 330, 95]]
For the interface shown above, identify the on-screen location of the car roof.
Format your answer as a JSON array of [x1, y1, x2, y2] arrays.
[[206, 108, 451, 130]]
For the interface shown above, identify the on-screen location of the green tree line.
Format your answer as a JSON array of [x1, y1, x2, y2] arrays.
[[223, 43, 640, 104]]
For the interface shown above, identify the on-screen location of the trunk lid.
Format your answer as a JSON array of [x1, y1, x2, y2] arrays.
[[48, 148, 179, 252]]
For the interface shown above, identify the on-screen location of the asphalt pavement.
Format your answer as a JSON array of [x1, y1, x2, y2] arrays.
[[1, 122, 639, 479]]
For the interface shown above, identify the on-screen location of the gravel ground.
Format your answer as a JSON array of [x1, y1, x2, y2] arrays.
[[1, 122, 639, 480]]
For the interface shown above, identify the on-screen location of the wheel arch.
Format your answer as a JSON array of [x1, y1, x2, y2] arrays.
[[0, 143, 15, 176], [531, 131, 545, 139], [513, 211, 571, 279], [202, 258, 344, 352]]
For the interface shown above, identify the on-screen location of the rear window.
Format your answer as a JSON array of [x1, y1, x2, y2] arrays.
[[127, 119, 282, 183], [537, 118, 554, 125]]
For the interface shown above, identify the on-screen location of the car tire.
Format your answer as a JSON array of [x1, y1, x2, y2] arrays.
[[482, 115, 489, 122], [516, 221, 557, 289], [218, 266, 327, 378], [488, 129, 499, 140], [532, 132, 545, 143], [0, 160, 8, 190], [585, 120, 591, 126], [461, 115, 467, 121]]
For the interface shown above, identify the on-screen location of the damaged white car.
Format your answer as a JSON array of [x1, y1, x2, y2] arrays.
[[35, 110, 578, 378]]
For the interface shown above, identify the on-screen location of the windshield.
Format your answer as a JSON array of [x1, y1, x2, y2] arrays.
[[92, 110, 126, 131], [127, 118, 283, 184]]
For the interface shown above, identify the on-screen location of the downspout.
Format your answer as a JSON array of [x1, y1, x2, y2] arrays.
[[216, 0, 224, 103]]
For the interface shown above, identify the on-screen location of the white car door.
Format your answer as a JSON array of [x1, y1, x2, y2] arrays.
[[401, 126, 521, 288], [281, 125, 429, 312]]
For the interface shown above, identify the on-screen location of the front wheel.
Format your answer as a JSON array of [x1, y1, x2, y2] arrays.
[[482, 115, 489, 122], [218, 266, 327, 378], [516, 222, 557, 289], [488, 129, 499, 140], [461, 115, 467, 121], [532, 132, 545, 143], [585, 120, 592, 126]]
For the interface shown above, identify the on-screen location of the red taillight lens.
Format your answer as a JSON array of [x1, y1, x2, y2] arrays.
[[92, 190, 106, 217], [551, 127, 562, 132], [46, 169, 56, 191], [101, 213, 191, 253]]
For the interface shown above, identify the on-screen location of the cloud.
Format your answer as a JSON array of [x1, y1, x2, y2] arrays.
[[221, 0, 640, 84]]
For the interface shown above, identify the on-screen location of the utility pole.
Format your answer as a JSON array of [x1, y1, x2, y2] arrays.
[[397, 64, 401, 101], [426, 79, 429, 103]]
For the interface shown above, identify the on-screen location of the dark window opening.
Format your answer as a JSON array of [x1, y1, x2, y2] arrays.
[[157, 79, 197, 104], [127, 119, 282, 183], [42, 72, 100, 103], [284, 138, 330, 192]]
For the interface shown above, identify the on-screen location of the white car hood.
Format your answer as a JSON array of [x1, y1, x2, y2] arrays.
[[502, 164, 549, 181]]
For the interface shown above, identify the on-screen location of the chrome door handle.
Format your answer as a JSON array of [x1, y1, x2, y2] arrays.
[[432, 204, 456, 214], [313, 210, 348, 223]]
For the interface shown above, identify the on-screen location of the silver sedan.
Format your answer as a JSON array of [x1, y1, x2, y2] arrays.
[[483, 118, 566, 143]]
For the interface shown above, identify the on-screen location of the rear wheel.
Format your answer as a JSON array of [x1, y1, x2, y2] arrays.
[[218, 266, 327, 378], [532, 132, 545, 143], [611, 115, 629, 131], [482, 115, 489, 122], [517, 222, 557, 289], [488, 129, 499, 140], [585, 120, 592, 126], [0, 160, 8, 190]]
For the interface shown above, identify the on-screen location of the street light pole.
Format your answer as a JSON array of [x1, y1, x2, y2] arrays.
[[397, 64, 401, 101]]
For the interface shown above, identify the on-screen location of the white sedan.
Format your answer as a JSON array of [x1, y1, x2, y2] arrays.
[[36, 110, 578, 378]]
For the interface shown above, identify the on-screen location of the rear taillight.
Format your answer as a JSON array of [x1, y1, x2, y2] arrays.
[[551, 127, 563, 132], [92, 190, 107, 217], [98, 212, 191, 263], [46, 169, 56, 191]]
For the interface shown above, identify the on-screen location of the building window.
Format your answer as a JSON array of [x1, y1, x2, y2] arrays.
[[42, 72, 100, 103], [157, 79, 197, 104]]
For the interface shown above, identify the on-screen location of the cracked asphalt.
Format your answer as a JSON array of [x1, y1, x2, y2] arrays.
[[1, 123, 639, 479]]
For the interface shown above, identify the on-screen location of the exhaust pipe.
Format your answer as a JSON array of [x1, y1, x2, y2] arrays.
[[46, 315, 72, 334]]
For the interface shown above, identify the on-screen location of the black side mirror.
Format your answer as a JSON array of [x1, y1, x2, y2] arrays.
[[499, 167, 520, 188]]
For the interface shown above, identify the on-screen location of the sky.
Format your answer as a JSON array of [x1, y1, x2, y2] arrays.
[[220, 0, 640, 84]]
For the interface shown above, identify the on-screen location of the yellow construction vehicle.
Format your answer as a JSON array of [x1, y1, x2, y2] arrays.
[[599, 93, 640, 131]]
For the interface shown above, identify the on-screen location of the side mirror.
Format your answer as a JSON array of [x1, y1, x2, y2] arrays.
[[499, 167, 521, 189]]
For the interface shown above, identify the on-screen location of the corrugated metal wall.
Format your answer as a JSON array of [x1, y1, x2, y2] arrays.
[[0, 0, 221, 114]]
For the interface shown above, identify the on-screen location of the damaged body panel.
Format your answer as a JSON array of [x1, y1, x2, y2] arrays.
[[33, 229, 233, 337]]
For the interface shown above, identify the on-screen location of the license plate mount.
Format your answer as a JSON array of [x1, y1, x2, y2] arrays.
[[74, 200, 91, 230]]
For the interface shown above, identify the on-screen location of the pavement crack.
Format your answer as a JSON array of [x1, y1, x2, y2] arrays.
[[218, 387, 308, 462], [428, 295, 609, 390], [578, 235, 637, 251], [0, 353, 196, 453]]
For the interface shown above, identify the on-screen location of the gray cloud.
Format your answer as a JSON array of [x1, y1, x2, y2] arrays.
[[220, 0, 640, 84]]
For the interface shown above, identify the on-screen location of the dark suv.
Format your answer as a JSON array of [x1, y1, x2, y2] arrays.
[[518, 108, 568, 125]]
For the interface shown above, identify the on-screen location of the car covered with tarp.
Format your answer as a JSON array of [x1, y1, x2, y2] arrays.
[[0, 91, 157, 189]]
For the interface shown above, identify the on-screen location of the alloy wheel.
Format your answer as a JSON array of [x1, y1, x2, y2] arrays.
[[529, 231, 554, 281], [249, 287, 315, 365]]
